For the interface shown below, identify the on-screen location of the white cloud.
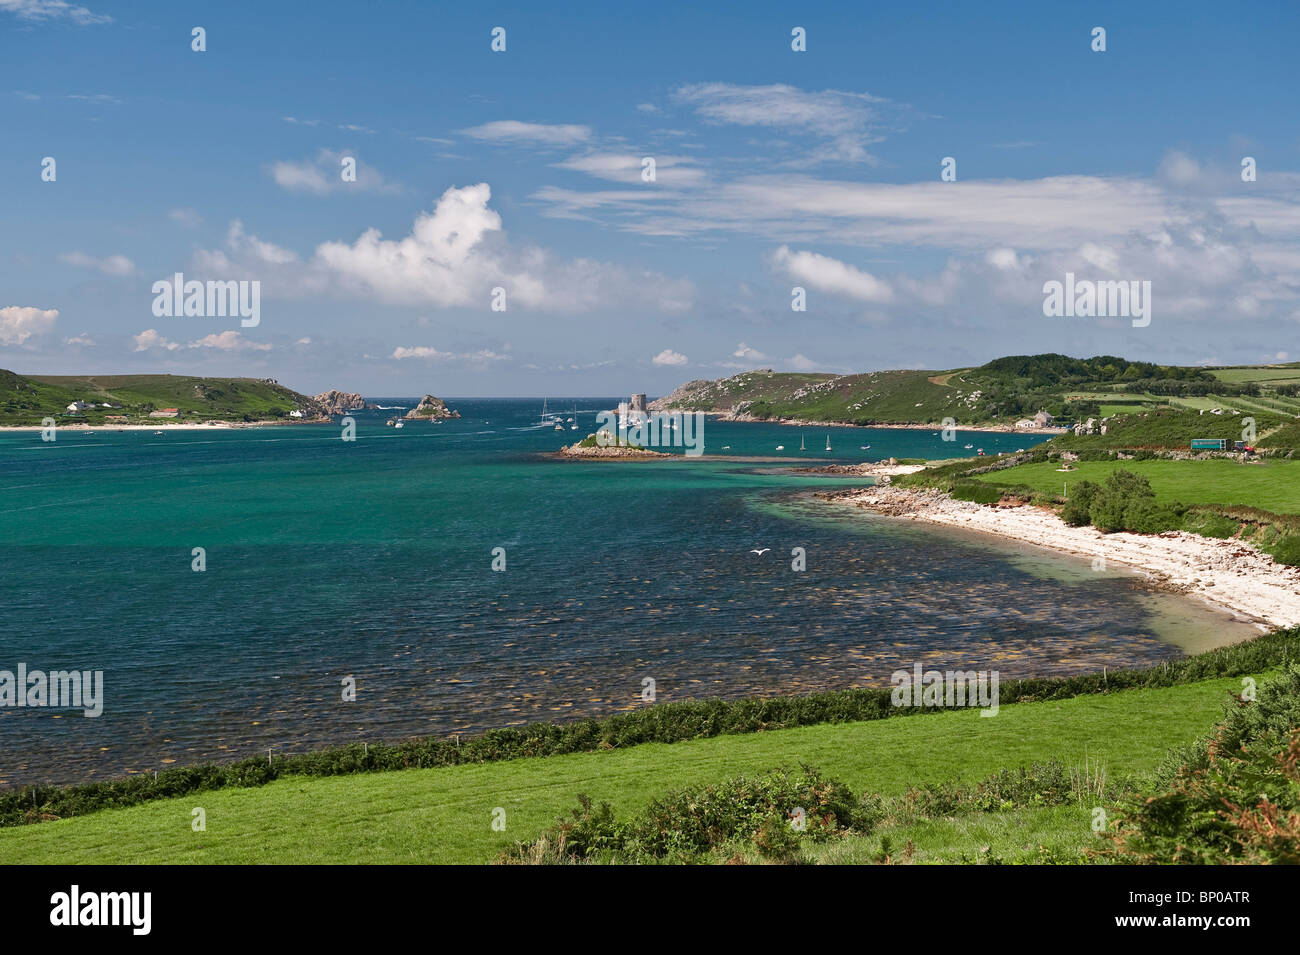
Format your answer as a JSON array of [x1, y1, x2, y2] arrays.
[[734, 342, 769, 361], [194, 183, 693, 313], [673, 83, 894, 164], [986, 248, 1021, 270], [133, 329, 270, 352], [1159, 150, 1202, 186], [192, 330, 271, 351], [652, 348, 688, 366], [169, 208, 203, 228], [0, 1, 110, 24], [195, 220, 299, 270], [63, 334, 94, 346], [269, 149, 397, 195], [392, 345, 508, 364], [392, 345, 452, 360], [67, 92, 119, 105], [59, 251, 135, 276], [132, 329, 178, 351], [0, 305, 58, 345], [771, 245, 893, 302], [459, 121, 592, 146], [555, 152, 706, 187]]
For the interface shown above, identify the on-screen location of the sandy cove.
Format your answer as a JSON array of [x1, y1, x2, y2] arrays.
[[826, 484, 1300, 630]]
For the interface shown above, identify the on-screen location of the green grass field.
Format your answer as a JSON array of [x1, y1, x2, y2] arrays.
[[978, 458, 1300, 514], [0, 673, 1264, 864], [1167, 395, 1236, 413], [1206, 365, 1300, 386]]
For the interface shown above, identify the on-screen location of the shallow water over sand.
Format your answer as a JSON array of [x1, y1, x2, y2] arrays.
[[0, 402, 1254, 786]]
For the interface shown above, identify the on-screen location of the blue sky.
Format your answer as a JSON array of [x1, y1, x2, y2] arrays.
[[2, 0, 1297, 396]]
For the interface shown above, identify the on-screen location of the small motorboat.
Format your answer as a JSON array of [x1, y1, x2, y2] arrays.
[[775, 445, 785, 451]]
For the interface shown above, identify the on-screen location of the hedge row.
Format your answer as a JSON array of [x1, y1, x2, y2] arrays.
[[4, 627, 1297, 829]]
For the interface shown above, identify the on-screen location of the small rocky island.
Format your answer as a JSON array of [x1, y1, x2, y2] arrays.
[[557, 433, 669, 459], [404, 395, 460, 420], [312, 390, 373, 414]]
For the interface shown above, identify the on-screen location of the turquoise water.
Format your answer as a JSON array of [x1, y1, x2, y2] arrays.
[[0, 401, 1256, 785]]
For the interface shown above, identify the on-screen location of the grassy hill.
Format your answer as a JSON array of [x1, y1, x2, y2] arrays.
[[0, 369, 323, 425], [653, 354, 1300, 431]]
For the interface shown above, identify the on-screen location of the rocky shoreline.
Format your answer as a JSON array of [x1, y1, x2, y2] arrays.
[[793, 461, 929, 478], [823, 484, 1300, 630]]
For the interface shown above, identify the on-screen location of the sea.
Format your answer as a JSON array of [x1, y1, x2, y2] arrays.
[[0, 399, 1260, 786]]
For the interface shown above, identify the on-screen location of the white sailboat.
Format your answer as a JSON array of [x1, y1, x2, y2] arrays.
[[536, 398, 557, 428], [824, 434, 832, 452], [800, 434, 806, 451]]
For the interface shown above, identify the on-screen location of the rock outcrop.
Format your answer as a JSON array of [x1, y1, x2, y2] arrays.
[[404, 395, 460, 420], [313, 390, 368, 414], [556, 441, 669, 459]]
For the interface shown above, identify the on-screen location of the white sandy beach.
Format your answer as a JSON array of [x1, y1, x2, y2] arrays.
[[0, 420, 326, 432], [830, 484, 1300, 630]]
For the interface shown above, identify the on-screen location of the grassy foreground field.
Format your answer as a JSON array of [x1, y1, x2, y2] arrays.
[[975, 457, 1300, 514], [0, 672, 1269, 864]]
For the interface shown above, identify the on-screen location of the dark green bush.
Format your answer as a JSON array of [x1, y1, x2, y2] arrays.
[[501, 765, 870, 864], [1060, 480, 1100, 525], [1105, 668, 1300, 864], [1089, 492, 1127, 532], [1066, 470, 1177, 534], [1122, 497, 1183, 534]]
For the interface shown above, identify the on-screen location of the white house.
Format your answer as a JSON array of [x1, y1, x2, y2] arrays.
[[66, 401, 94, 412]]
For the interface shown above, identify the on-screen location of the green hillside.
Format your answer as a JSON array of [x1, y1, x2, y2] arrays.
[[0, 369, 323, 425], [653, 354, 1300, 430]]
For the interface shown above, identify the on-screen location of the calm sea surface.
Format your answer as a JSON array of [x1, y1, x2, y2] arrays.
[[0, 400, 1259, 785]]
